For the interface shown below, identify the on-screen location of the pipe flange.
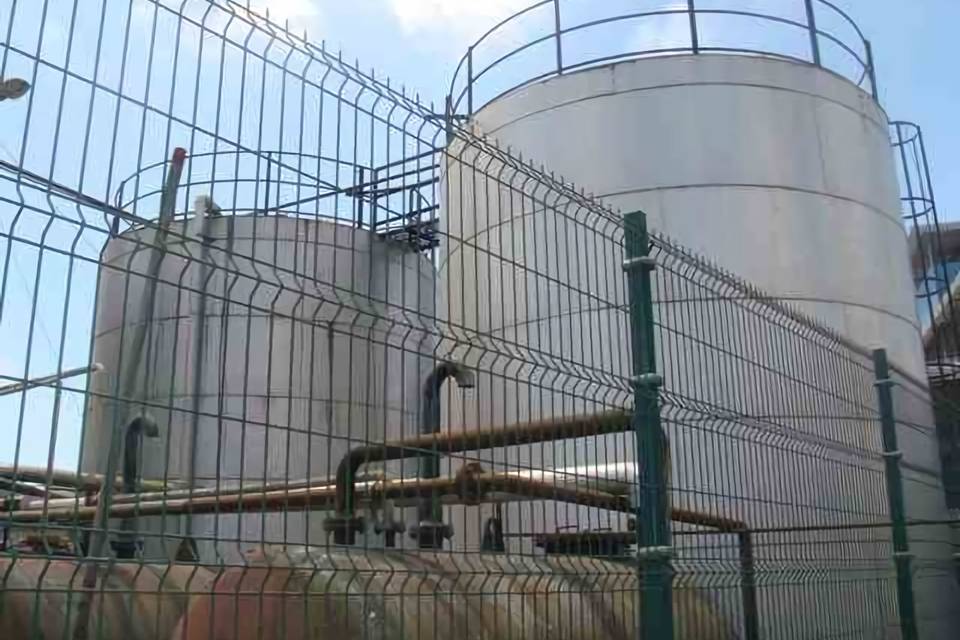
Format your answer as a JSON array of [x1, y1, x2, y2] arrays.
[[110, 537, 141, 559], [455, 462, 487, 504], [409, 520, 453, 549], [324, 515, 365, 545]]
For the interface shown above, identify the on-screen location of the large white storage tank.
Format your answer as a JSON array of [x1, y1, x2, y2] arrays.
[[83, 212, 434, 561], [441, 2, 957, 637], [466, 55, 917, 378]]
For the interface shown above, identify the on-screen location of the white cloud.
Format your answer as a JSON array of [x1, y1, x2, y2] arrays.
[[387, 0, 531, 42], [244, 0, 322, 33], [627, 4, 694, 53]]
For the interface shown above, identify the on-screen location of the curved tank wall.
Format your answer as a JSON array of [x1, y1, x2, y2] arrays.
[[459, 54, 951, 527], [82, 215, 435, 560], [470, 54, 922, 380], [441, 54, 957, 638], [439, 138, 898, 636]]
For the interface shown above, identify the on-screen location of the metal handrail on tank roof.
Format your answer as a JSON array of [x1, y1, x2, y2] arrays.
[[112, 148, 441, 236], [448, 0, 878, 117]]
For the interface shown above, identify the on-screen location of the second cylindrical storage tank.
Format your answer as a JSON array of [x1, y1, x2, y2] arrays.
[[83, 214, 435, 561]]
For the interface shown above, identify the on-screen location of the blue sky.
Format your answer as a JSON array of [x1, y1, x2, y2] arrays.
[[0, 0, 955, 471], [266, 0, 959, 218]]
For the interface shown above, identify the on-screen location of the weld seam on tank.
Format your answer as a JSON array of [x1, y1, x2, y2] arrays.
[[479, 78, 890, 137], [442, 186, 903, 256], [597, 183, 903, 225], [466, 300, 921, 341]]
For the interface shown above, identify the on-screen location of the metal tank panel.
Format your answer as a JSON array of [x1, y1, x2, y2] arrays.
[[470, 54, 922, 380], [439, 53, 954, 638], [458, 55, 952, 544], [83, 215, 435, 559], [439, 143, 633, 552]]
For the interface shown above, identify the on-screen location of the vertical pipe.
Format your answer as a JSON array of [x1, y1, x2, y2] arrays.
[[553, 0, 563, 73], [370, 168, 378, 230], [414, 361, 474, 549], [872, 349, 918, 640], [865, 40, 879, 101], [264, 152, 272, 214], [356, 166, 365, 228], [467, 47, 474, 116], [187, 196, 212, 525], [81, 146, 185, 574], [114, 415, 159, 558], [158, 147, 187, 223], [623, 211, 674, 640], [444, 94, 454, 145], [738, 531, 760, 640], [804, 0, 821, 66], [687, 0, 699, 54]]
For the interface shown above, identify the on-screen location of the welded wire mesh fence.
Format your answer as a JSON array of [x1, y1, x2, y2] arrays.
[[0, 1, 957, 639]]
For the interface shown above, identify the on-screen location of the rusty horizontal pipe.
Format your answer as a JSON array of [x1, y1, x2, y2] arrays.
[[107, 475, 333, 505], [332, 409, 632, 532], [20, 474, 344, 511], [19, 475, 749, 535], [13, 467, 596, 514], [0, 477, 73, 499], [6, 481, 340, 523], [0, 465, 171, 493], [671, 507, 747, 533], [7, 478, 745, 537], [2, 471, 630, 524]]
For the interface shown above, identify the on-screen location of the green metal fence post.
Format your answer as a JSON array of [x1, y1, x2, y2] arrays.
[[624, 211, 674, 640], [872, 348, 918, 640], [738, 530, 760, 640]]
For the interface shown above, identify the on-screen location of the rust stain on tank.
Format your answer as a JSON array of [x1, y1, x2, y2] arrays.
[[0, 556, 212, 639], [1, 549, 735, 640], [174, 548, 735, 640]]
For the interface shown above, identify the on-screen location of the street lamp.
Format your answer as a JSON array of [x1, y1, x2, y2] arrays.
[[0, 77, 31, 101]]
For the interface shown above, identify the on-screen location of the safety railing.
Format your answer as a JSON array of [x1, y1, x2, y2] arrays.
[[449, 0, 878, 117]]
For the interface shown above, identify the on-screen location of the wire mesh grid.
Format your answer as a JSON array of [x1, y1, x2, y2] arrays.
[[0, 0, 957, 638]]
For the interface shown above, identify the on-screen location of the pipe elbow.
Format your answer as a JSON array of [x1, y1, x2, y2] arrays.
[[430, 361, 475, 390]]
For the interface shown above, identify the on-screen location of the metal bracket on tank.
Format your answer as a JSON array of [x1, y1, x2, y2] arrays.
[[381, 218, 440, 251]]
